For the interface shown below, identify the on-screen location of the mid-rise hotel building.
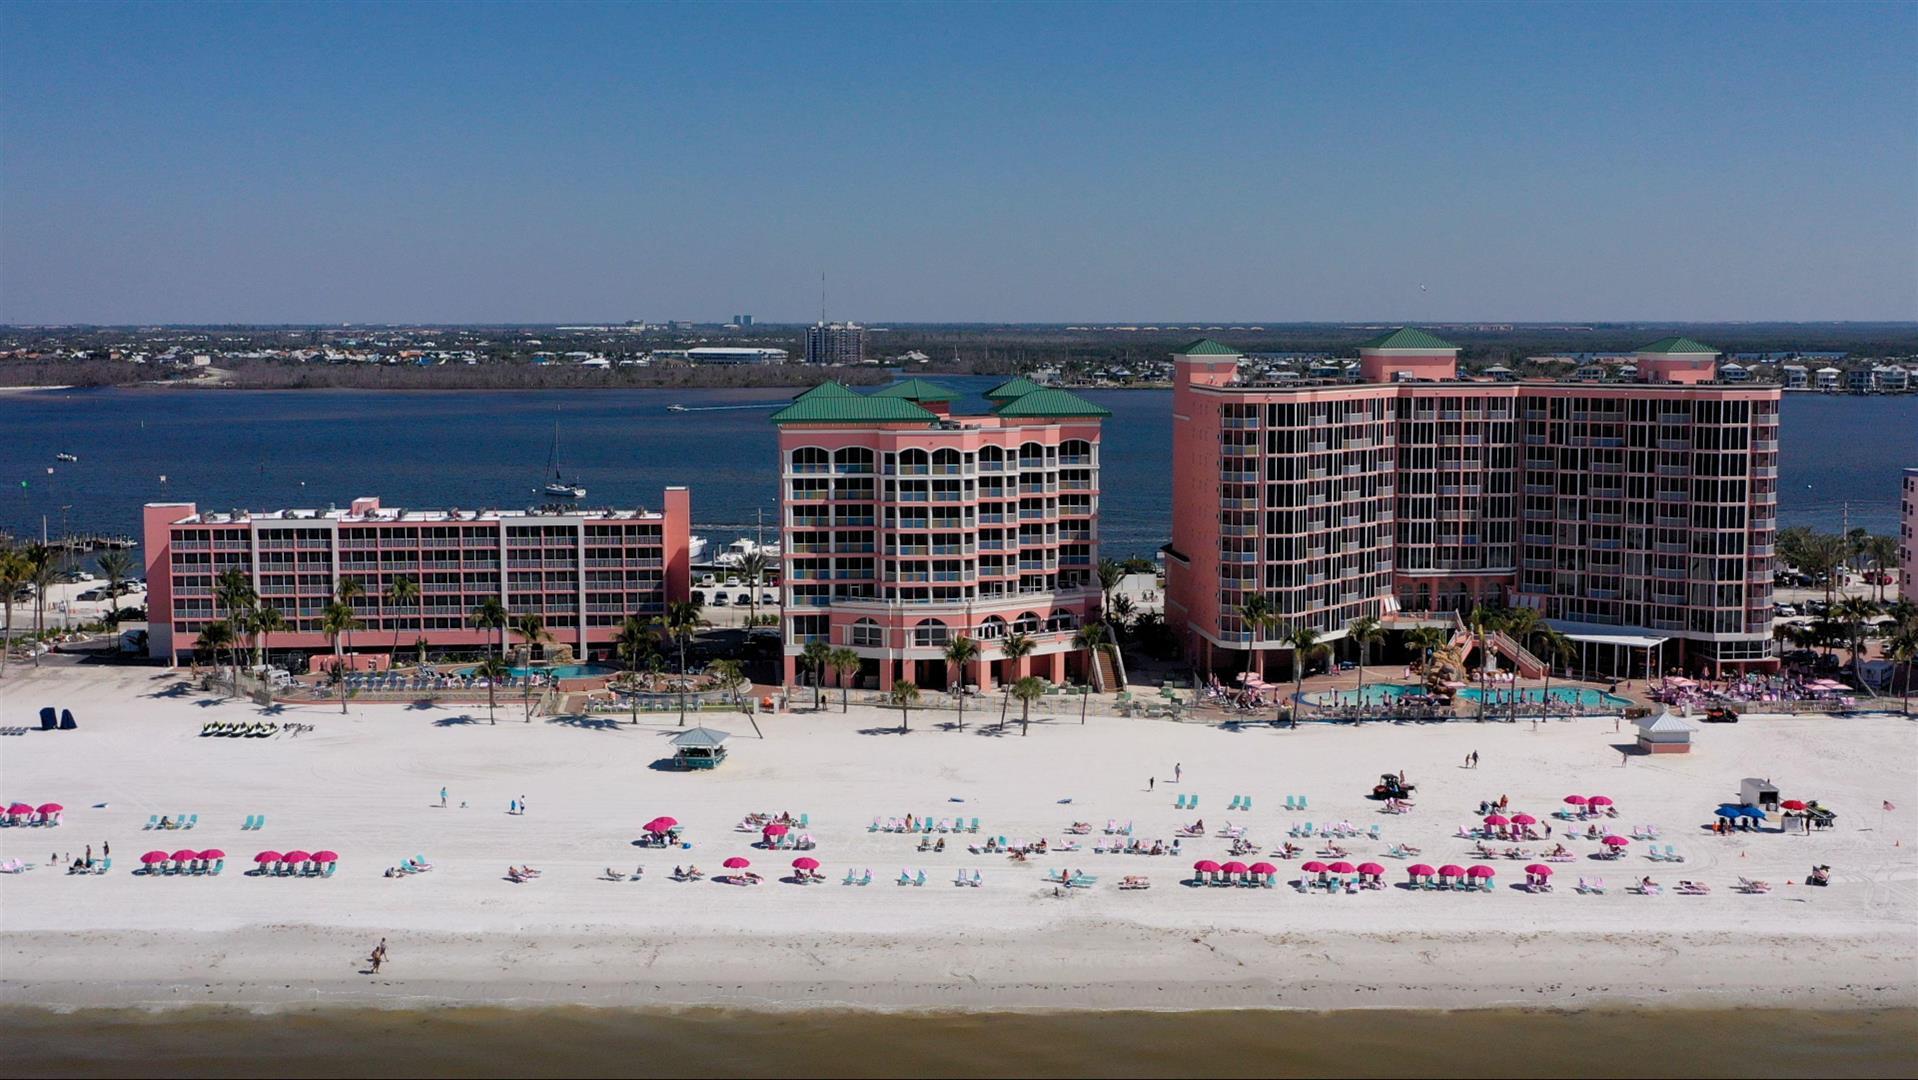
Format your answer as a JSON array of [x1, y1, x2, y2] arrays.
[[773, 378, 1108, 691], [1166, 332, 1781, 677], [142, 491, 691, 664]]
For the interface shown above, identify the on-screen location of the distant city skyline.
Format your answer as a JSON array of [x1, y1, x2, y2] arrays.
[[3, 2, 1914, 325]]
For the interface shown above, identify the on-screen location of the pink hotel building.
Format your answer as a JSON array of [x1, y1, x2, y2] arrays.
[[772, 378, 1109, 691], [142, 491, 691, 664], [1167, 331, 1782, 678]]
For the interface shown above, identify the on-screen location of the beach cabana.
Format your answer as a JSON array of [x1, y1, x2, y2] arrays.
[[1739, 778, 1780, 811], [671, 727, 731, 770], [1633, 710, 1698, 754]]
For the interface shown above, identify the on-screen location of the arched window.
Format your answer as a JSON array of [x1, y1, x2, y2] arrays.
[[790, 446, 830, 472], [913, 618, 950, 647], [1013, 611, 1042, 635], [1019, 441, 1046, 467], [932, 448, 962, 474], [1046, 611, 1078, 633], [1061, 439, 1092, 463], [834, 447, 874, 472], [978, 445, 1006, 470], [850, 617, 882, 648], [975, 615, 1007, 640], [899, 448, 930, 474]]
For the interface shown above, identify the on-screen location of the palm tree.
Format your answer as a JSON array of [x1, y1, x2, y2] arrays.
[[1830, 596, 1879, 685], [1884, 617, 1918, 715], [660, 599, 706, 726], [1346, 616, 1384, 699], [470, 597, 509, 661], [1282, 625, 1325, 725], [0, 546, 30, 678], [614, 615, 654, 724], [944, 635, 981, 728], [1096, 559, 1125, 623], [998, 632, 1036, 730], [890, 679, 920, 733], [512, 611, 549, 665], [829, 646, 861, 713], [801, 638, 833, 711], [708, 657, 744, 705], [1109, 593, 1135, 635], [95, 550, 136, 637], [739, 551, 769, 630], [1012, 675, 1047, 737], [251, 604, 286, 669], [385, 575, 419, 661], [334, 577, 365, 653], [1406, 627, 1447, 680], [320, 601, 359, 715], [471, 656, 510, 724], [194, 620, 236, 692], [1236, 593, 1274, 685], [1070, 623, 1107, 725], [1529, 627, 1574, 709], [1803, 533, 1851, 605], [25, 544, 57, 660], [1863, 535, 1899, 602]]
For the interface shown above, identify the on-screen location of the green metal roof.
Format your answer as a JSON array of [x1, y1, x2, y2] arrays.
[[984, 376, 1044, 401], [791, 381, 860, 401], [1175, 338, 1240, 356], [1357, 327, 1457, 351], [869, 378, 957, 402], [771, 394, 936, 424], [1636, 336, 1717, 355], [991, 388, 1112, 419]]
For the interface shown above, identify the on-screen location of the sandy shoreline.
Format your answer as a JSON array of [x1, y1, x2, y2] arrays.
[[2, 664, 1913, 1014]]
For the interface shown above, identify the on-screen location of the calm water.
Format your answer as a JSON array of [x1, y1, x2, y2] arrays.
[[0, 1005, 1910, 1078], [0, 385, 1911, 565]]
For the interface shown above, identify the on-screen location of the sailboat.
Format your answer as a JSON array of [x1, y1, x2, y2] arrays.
[[541, 421, 586, 499]]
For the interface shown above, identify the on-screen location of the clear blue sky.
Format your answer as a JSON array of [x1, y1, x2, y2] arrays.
[[3, 1, 1914, 324]]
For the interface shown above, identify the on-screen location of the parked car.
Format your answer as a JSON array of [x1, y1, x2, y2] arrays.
[[1702, 706, 1740, 723]]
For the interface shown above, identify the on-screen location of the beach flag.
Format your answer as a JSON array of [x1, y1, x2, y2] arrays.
[[1885, 801, 1896, 811]]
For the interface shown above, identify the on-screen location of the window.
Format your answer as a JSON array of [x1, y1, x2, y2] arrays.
[[849, 617, 882, 647], [913, 619, 950, 647]]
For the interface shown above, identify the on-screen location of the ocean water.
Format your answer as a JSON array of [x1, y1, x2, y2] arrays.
[[0, 1005, 1910, 1078], [0, 384, 1910, 565]]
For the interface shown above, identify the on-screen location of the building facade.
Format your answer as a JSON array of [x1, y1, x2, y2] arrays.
[[804, 322, 866, 365], [1166, 332, 1781, 677], [773, 378, 1108, 691], [142, 491, 691, 664], [1902, 467, 1917, 599]]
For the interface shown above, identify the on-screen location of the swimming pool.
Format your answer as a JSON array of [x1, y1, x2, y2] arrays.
[[452, 663, 619, 679], [1302, 684, 1429, 707], [1457, 686, 1632, 709]]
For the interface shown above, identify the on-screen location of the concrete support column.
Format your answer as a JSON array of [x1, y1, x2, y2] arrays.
[[782, 654, 798, 687], [1049, 651, 1066, 684], [879, 657, 896, 692]]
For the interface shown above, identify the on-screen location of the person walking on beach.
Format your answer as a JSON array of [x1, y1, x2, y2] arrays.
[[1149, 777, 1155, 792], [509, 798, 518, 815], [102, 840, 109, 859], [440, 786, 448, 808], [1174, 763, 1182, 784], [520, 795, 528, 815]]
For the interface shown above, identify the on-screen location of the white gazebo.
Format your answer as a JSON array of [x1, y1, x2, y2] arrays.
[[1634, 710, 1698, 754]]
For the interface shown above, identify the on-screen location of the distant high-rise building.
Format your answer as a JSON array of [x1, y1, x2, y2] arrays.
[[806, 322, 866, 365], [733, 314, 754, 327]]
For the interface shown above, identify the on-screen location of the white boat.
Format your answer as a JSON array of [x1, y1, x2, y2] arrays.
[[540, 420, 585, 499], [713, 537, 781, 569], [56, 453, 78, 462], [686, 535, 709, 563]]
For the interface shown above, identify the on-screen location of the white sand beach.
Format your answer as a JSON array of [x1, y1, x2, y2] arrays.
[[1, 663, 1913, 1013]]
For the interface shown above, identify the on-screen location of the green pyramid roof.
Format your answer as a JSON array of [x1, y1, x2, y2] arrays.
[[869, 378, 957, 402], [991, 388, 1112, 419], [771, 394, 936, 425], [1357, 327, 1457, 351], [984, 376, 1045, 401], [1636, 336, 1717, 356], [1175, 338, 1240, 356], [791, 381, 860, 401]]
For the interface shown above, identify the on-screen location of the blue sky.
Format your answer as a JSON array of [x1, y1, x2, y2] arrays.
[[3, 1, 1913, 324]]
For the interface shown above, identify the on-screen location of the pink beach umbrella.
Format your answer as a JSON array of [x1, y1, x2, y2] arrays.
[[139, 851, 168, 865], [791, 856, 820, 870], [1301, 860, 1329, 874], [1193, 859, 1222, 873], [1601, 836, 1629, 847], [1563, 795, 1588, 806], [722, 856, 751, 869], [279, 849, 312, 863], [1437, 864, 1466, 879], [310, 851, 339, 863], [1483, 814, 1509, 826], [1356, 862, 1384, 877], [1220, 861, 1249, 875], [198, 848, 226, 860], [1249, 862, 1278, 875], [1524, 863, 1553, 877], [169, 849, 198, 863], [1588, 796, 1614, 807], [36, 802, 63, 815], [1406, 864, 1435, 878], [643, 819, 674, 834], [762, 822, 790, 836], [253, 850, 283, 863], [650, 816, 679, 828], [1328, 861, 1356, 875], [6, 802, 31, 816], [1781, 800, 1807, 811], [1511, 813, 1537, 826], [1466, 865, 1495, 878]]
